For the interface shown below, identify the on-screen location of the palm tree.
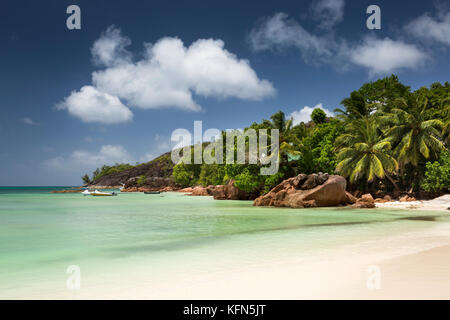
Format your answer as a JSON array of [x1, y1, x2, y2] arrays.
[[442, 102, 450, 147], [268, 111, 301, 162], [444, 118, 450, 147], [383, 95, 445, 167], [335, 119, 398, 191], [334, 91, 378, 121], [81, 174, 91, 185], [257, 111, 301, 174]]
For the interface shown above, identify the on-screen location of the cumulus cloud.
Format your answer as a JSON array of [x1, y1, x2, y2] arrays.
[[405, 11, 450, 46], [92, 33, 275, 111], [289, 104, 333, 125], [59, 26, 275, 123], [249, 12, 428, 75], [309, 0, 345, 30], [57, 86, 133, 124], [349, 37, 428, 75], [21, 117, 39, 125], [43, 145, 134, 172]]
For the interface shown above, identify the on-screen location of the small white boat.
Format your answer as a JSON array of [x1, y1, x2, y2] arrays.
[[91, 190, 117, 197], [119, 183, 125, 192], [81, 190, 91, 196]]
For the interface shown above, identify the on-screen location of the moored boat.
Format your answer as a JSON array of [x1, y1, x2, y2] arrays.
[[144, 191, 160, 194], [91, 190, 117, 197]]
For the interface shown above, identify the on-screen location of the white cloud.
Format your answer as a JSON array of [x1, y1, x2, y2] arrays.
[[92, 33, 275, 111], [310, 0, 345, 30], [60, 26, 275, 123], [289, 103, 333, 125], [249, 12, 428, 75], [405, 12, 450, 46], [43, 145, 134, 172], [57, 86, 133, 124], [249, 12, 336, 64], [349, 37, 428, 75], [21, 117, 39, 125], [91, 25, 132, 67]]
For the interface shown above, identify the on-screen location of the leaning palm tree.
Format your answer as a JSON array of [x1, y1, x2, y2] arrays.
[[265, 111, 301, 161], [257, 111, 301, 173], [383, 95, 445, 167], [335, 119, 398, 191]]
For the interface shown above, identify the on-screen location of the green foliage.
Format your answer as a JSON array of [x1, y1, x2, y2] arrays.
[[258, 110, 302, 173], [335, 91, 371, 120], [311, 108, 327, 124], [198, 164, 225, 186], [335, 119, 398, 185], [234, 168, 261, 193], [263, 172, 284, 194], [81, 174, 91, 184], [297, 120, 344, 174], [91, 163, 134, 182], [137, 175, 146, 186], [421, 151, 450, 193], [172, 163, 201, 187], [358, 74, 411, 113], [334, 76, 448, 192], [383, 94, 444, 166]]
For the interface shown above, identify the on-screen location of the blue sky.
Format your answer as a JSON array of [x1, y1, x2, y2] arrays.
[[1, 0, 449, 185]]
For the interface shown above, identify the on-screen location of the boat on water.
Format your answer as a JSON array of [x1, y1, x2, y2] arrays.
[[91, 190, 117, 197], [144, 191, 160, 194], [81, 190, 91, 196], [119, 183, 125, 192]]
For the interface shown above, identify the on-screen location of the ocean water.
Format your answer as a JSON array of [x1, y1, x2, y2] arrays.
[[0, 187, 449, 299]]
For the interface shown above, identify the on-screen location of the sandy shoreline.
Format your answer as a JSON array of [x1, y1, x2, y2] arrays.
[[137, 224, 450, 300], [9, 227, 450, 300], [375, 194, 450, 211], [60, 220, 450, 300]]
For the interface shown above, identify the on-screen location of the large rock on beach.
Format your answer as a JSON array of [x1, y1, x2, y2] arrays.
[[352, 193, 375, 208], [212, 180, 254, 200], [190, 186, 210, 196], [253, 174, 348, 208]]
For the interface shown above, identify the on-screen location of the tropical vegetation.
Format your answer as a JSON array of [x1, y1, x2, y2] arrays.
[[85, 75, 450, 196]]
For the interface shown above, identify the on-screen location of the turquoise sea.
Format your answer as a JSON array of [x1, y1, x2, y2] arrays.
[[0, 187, 449, 299]]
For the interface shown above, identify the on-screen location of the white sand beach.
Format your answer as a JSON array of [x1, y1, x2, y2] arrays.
[[134, 221, 450, 300], [59, 207, 450, 300], [376, 194, 450, 211]]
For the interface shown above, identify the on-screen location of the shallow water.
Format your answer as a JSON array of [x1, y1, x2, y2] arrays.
[[0, 188, 448, 298]]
